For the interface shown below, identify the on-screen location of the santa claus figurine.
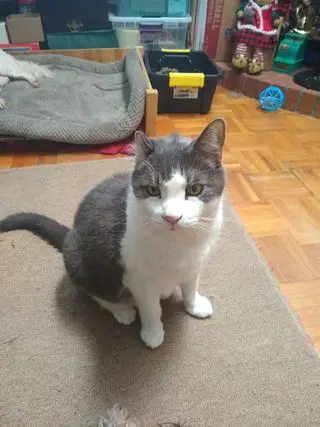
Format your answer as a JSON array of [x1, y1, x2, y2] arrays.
[[232, 0, 282, 74]]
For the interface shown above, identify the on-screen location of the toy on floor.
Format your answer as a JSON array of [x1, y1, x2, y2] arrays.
[[87, 404, 185, 427], [87, 404, 141, 427], [258, 85, 285, 111], [232, 0, 283, 75]]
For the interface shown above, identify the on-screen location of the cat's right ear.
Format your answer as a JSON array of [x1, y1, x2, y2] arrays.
[[134, 131, 154, 160], [193, 118, 226, 165]]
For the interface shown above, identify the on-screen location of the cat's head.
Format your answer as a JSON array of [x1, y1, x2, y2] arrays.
[[132, 119, 226, 231]]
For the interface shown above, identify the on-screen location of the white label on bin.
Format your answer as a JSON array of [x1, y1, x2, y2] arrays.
[[173, 87, 199, 99]]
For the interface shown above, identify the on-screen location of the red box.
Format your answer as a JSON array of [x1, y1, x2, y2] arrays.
[[0, 42, 40, 52]]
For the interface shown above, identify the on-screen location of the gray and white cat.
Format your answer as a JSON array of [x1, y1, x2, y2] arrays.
[[0, 119, 226, 349]]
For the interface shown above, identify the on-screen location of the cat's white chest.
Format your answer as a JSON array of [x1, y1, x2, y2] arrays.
[[121, 231, 204, 295], [121, 218, 219, 297], [121, 189, 223, 298], [127, 229, 204, 270]]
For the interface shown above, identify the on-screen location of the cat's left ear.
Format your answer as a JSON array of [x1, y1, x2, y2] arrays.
[[194, 118, 226, 164], [134, 131, 154, 160]]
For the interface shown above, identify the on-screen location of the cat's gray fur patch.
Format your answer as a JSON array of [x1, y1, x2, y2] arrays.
[[133, 131, 225, 203], [63, 173, 130, 301]]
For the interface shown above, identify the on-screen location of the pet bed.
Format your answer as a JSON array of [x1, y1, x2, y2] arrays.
[[0, 49, 147, 144]]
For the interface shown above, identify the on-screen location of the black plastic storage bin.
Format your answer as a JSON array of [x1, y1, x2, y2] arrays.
[[37, 0, 112, 33], [144, 50, 223, 114]]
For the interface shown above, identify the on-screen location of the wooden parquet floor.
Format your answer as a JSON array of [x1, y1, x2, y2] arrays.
[[1, 87, 320, 350]]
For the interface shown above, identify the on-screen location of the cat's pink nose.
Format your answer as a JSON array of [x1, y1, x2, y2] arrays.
[[163, 215, 182, 225]]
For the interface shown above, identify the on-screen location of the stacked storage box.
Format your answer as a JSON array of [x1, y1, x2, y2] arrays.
[[1, 0, 42, 50], [0, 0, 16, 19], [0, 0, 15, 43], [37, 0, 117, 49], [17, 0, 37, 14], [0, 21, 8, 43], [109, 0, 191, 50]]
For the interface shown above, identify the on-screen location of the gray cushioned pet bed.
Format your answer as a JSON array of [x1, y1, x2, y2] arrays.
[[0, 49, 146, 144]]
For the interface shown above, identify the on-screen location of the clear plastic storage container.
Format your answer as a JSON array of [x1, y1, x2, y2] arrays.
[[116, 0, 190, 17], [109, 14, 191, 50]]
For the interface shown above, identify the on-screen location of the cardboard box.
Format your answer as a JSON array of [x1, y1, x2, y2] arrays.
[[0, 42, 40, 52], [6, 14, 44, 43]]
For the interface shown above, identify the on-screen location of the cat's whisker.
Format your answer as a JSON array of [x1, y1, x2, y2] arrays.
[[189, 224, 208, 235], [163, 153, 169, 182], [195, 227, 210, 233], [134, 219, 162, 231], [106, 220, 127, 230], [194, 221, 212, 231], [197, 219, 210, 224], [198, 219, 212, 226], [197, 217, 213, 223]]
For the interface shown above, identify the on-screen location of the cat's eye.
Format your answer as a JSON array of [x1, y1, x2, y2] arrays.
[[186, 184, 204, 197], [146, 185, 161, 197]]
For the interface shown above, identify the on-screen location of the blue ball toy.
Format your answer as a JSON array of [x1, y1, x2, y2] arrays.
[[258, 85, 285, 112]]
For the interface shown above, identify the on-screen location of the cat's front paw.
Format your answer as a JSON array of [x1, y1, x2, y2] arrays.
[[185, 293, 213, 318], [0, 98, 6, 109], [31, 80, 40, 88], [140, 325, 164, 349], [113, 305, 137, 326]]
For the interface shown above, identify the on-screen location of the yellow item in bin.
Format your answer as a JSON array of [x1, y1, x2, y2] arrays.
[[169, 72, 205, 88], [161, 48, 191, 53]]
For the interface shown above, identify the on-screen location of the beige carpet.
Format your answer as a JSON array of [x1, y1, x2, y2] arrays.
[[1, 159, 320, 427]]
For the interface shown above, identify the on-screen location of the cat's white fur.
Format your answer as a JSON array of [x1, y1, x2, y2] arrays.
[[94, 165, 223, 349], [121, 172, 223, 348], [0, 49, 53, 109], [93, 120, 226, 349]]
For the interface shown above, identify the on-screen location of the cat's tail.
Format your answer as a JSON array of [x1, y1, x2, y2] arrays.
[[23, 61, 54, 79], [0, 213, 70, 252], [34, 64, 54, 79]]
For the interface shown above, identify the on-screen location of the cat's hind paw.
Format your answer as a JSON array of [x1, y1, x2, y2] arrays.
[[185, 293, 213, 319], [92, 296, 137, 326]]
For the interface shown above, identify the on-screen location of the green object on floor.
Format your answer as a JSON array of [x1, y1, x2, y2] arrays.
[[47, 30, 118, 50], [272, 31, 309, 75]]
